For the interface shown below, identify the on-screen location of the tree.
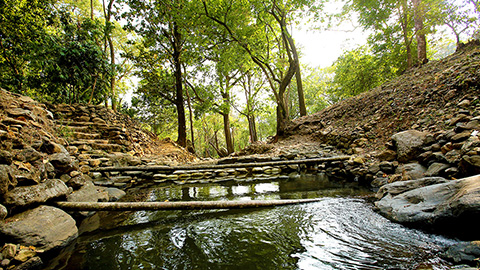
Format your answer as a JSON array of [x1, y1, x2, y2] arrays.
[[330, 46, 395, 99], [201, 0, 319, 137], [120, 0, 195, 147], [0, 0, 56, 92]]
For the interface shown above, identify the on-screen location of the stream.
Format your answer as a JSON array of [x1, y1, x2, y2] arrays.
[[45, 174, 457, 270]]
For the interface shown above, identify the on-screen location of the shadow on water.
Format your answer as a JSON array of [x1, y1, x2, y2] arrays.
[[44, 173, 457, 270]]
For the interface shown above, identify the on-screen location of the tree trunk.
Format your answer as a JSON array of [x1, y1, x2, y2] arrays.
[[173, 23, 187, 148], [247, 115, 258, 143], [54, 199, 323, 211], [288, 34, 306, 117], [185, 86, 195, 153], [413, 0, 427, 65], [399, 0, 413, 69]]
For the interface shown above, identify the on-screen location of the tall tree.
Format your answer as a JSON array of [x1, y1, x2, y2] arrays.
[[201, 0, 319, 137], [120, 0, 193, 147]]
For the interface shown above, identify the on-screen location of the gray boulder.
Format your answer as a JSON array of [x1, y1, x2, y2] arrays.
[[395, 163, 427, 180], [375, 174, 480, 236], [391, 130, 431, 162], [375, 177, 448, 199], [2, 179, 69, 208], [0, 205, 78, 251]]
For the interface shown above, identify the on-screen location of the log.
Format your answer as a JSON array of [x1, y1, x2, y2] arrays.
[[54, 198, 322, 211], [92, 156, 351, 173]]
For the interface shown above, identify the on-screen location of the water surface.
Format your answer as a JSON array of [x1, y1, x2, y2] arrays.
[[46, 174, 456, 270]]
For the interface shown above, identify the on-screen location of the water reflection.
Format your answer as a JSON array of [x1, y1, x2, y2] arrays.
[[45, 173, 456, 270]]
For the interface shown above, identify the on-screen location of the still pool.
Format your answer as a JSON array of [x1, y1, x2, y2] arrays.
[[44, 174, 457, 270]]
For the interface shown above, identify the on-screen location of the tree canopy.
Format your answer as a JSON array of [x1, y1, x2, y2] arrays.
[[1, 0, 478, 157]]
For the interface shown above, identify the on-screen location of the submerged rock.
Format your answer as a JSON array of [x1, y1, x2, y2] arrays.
[[0, 205, 78, 251], [375, 174, 480, 237]]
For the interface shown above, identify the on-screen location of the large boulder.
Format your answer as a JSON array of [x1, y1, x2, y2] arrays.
[[375, 174, 480, 238], [0, 205, 78, 251], [375, 177, 448, 199], [2, 179, 69, 208], [391, 130, 431, 162]]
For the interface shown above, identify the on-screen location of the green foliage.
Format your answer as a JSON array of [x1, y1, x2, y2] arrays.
[[331, 46, 395, 99]]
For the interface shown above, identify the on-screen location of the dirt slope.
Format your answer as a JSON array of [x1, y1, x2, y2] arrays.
[[282, 41, 480, 153]]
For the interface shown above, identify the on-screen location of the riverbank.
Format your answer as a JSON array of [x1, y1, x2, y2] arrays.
[[0, 42, 479, 269]]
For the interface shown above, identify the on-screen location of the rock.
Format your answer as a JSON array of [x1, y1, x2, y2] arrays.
[[379, 161, 395, 174], [458, 99, 471, 108], [375, 177, 448, 199], [391, 130, 430, 162], [106, 188, 126, 202], [68, 174, 93, 190], [0, 150, 13, 165], [0, 205, 78, 251], [14, 249, 36, 263], [2, 179, 69, 208], [0, 204, 7, 220], [375, 174, 480, 237], [0, 165, 17, 196], [443, 241, 480, 265], [11, 256, 43, 270], [376, 149, 397, 161], [395, 163, 427, 180], [67, 182, 100, 203], [40, 141, 66, 155], [371, 177, 388, 188], [452, 132, 472, 142], [459, 155, 480, 175], [1, 244, 17, 259], [425, 163, 450, 177], [49, 152, 76, 175]]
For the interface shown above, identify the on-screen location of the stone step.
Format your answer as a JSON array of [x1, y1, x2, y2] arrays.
[[92, 143, 125, 152], [70, 139, 110, 145], [73, 132, 101, 140]]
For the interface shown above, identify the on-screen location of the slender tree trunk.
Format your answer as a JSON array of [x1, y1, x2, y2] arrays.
[[185, 86, 195, 153], [222, 112, 234, 154], [288, 34, 306, 117], [247, 115, 258, 142], [173, 24, 187, 148], [221, 88, 234, 154], [399, 1, 413, 68], [90, 0, 94, 20], [413, 0, 427, 64]]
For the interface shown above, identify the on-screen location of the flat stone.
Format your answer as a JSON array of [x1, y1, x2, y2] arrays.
[[376, 149, 397, 161], [0, 205, 78, 251], [3, 179, 69, 208]]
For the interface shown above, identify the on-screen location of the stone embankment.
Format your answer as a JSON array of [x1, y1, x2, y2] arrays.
[[0, 89, 196, 270]]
